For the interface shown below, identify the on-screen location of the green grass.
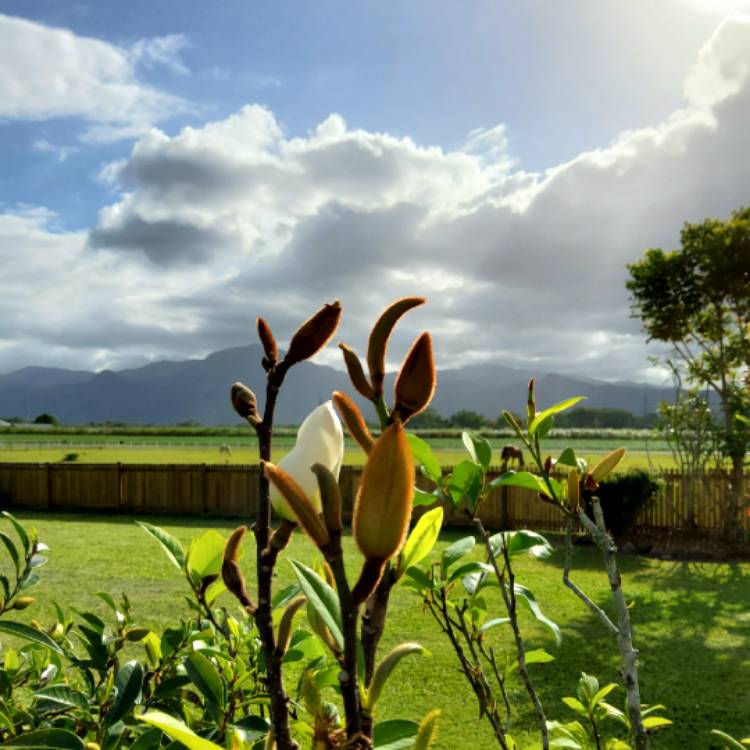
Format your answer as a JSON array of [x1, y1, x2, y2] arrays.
[[4, 512, 747, 749]]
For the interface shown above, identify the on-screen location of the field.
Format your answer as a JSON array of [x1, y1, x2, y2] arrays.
[[0, 429, 678, 470], [4, 511, 748, 749]]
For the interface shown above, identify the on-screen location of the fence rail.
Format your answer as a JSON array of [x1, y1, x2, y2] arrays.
[[0, 463, 748, 534]]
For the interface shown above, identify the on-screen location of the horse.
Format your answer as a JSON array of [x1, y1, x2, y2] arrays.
[[500, 444, 524, 468]]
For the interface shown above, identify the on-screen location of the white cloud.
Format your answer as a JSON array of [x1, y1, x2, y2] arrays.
[[3, 16, 750, 385], [0, 14, 188, 142], [32, 139, 79, 162], [130, 33, 190, 76]]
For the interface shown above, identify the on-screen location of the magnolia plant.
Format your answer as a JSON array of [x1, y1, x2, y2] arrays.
[[223, 298, 440, 750]]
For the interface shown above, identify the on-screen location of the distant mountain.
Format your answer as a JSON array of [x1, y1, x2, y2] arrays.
[[0, 346, 673, 425]]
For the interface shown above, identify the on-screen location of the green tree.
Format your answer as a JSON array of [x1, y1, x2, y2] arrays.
[[627, 207, 750, 541], [33, 412, 59, 427], [448, 409, 486, 429]]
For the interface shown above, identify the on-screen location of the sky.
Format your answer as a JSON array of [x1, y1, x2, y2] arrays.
[[2, 1, 750, 385]]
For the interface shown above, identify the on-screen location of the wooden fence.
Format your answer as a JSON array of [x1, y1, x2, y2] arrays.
[[1, 463, 748, 535]]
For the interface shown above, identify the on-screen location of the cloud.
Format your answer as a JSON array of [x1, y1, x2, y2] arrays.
[[32, 139, 79, 162], [0, 14, 188, 142], [130, 34, 190, 76], [3, 16, 750, 385]]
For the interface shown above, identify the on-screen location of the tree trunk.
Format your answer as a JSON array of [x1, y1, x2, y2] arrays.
[[726, 453, 744, 544]]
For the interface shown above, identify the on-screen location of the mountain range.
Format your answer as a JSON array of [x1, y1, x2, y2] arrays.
[[0, 346, 673, 425]]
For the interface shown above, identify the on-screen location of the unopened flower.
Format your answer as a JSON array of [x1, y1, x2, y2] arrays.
[[269, 401, 344, 521]]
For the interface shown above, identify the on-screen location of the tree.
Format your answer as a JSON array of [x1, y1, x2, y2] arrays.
[[33, 412, 59, 427], [627, 207, 750, 541], [448, 409, 486, 429]]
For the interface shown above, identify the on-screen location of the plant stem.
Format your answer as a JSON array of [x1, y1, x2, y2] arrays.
[[578, 501, 648, 750], [253, 362, 298, 750], [476, 519, 549, 750]]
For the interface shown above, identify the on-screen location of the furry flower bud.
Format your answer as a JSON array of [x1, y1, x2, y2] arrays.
[[230, 382, 260, 425], [284, 300, 342, 366], [339, 343, 375, 400], [392, 332, 436, 423], [257, 317, 278, 370], [333, 390, 375, 453]]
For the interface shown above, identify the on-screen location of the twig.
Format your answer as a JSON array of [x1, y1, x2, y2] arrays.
[[562, 519, 619, 636], [253, 361, 298, 750]]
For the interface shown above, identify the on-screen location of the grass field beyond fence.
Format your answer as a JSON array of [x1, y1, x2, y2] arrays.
[[3, 512, 748, 749]]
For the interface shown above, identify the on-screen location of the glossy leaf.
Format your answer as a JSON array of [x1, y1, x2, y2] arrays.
[[447, 460, 483, 507], [407, 433, 442, 482], [489, 471, 554, 499], [0, 621, 63, 654], [4, 729, 84, 749], [33, 685, 90, 712], [398, 507, 443, 577], [489, 530, 553, 560], [413, 487, 441, 507], [129, 728, 164, 750], [0, 531, 20, 573], [140, 711, 224, 750], [187, 530, 227, 583], [440, 536, 475, 576], [136, 522, 186, 571], [365, 643, 426, 711], [2, 511, 30, 555], [462, 431, 492, 471], [513, 583, 561, 646], [528, 397, 586, 435], [185, 651, 225, 707], [373, 719, 419, 750], [289, 560, 343, 649], [106, 660, 144, 725]]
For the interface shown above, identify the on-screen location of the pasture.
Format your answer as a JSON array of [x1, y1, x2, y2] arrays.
[[5, 511, 748, 749], [0, 429, 677, 469]]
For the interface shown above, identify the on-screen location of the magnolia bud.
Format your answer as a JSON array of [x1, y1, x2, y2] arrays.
[[230, 382, 260, 425], [50, 622, 65, 640], [544, 455, 554, 474], [12, 596, 34, 610], [221, 527, 256, 613], [276, 596, 306, 655], [311, 463, 343, 537], [353, 420, 413, 562], [85, 744, 101, 750], [367, 297, 425, 398], [527, 377, 536, 424], [339, 343, 375, 400], [257, 317, 278, 369], [263, 462, 331, 551], [284, 300, 342, 366], [332, 391, 375, 453], [392, 332, 436, 423]]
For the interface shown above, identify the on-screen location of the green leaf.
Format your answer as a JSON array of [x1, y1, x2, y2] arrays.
[[373, 719, 419, 750], [513, 583, 561, 646], [711, 730, 748, 749], [489, 530, 553, 560], [232, 714, 271, 741], [289, 560, 343, 650], [555, 447, 578, 468], [489, 471, 553, 499], [0, 621, 63, 654], [136, 522, 186, 571], [407, 434, 442, 483], [403, 566, 432, 593], [2, 512, 30, 555], [129, 728, 164, 750], [447, 460, 483, 507], [529, 397, 586, 435], [449, 561, 493, 583], [106, 660, 144, 725], [591, 683, 618, 707], [187, 530, 228, 583], [642, 716, 672, 730], [562, 696, 587, 715], [0, 532, 20, 574], [365, 643, 426, 711], [440, 536, 475, 576], [479, 617, 510, 633], [4, 729, 84, 749], [140, 710, 224, 750], [462, 431, 492, 471], [413, 487, 441, 507], [33, 685, 90, 711], [414, 708, 441, 750], [398, 507, 444, 577], [184, 651, 225, 708]]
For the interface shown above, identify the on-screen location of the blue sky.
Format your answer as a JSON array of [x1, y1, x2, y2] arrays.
[[2, 2, 750, 381]]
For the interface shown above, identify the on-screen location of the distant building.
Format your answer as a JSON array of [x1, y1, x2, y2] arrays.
[[0, 419, 10, 428]]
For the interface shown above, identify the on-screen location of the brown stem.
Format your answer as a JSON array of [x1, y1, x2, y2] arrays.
[[475, 519, 549, 750], [325, 536, 369, 747], [253, 362, 298, 750], [578, 502, 648, 750], [360, 563, 395, 687]]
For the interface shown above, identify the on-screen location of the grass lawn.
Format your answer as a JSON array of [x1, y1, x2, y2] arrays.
[[3, 511, 747, 749]]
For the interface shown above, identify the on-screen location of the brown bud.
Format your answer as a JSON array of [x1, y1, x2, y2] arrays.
[[269, 518, 296, 554], [263, 462, 331, 550], [353, 420, 414, 561], [222, 527, 256, 613], [332, 391, 375, 453], [257, 317, 278, 369], [589, 447, 626, 483], [276, 596, 306, 655], [527, 377, 536, 424], [230, 382, 261, 425], [311, 463, 343, 537], [392, 332, 436, 423], [284, 300, 342, 366], [12, 596, 34, 610], [367, 297, 425, 398], [543, 455, 554, 474], [339, 343, 375, 400]]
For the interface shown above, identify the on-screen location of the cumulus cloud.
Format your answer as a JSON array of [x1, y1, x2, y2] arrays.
[[0, 14, 188, 142], [4, 16, 750, 383]]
